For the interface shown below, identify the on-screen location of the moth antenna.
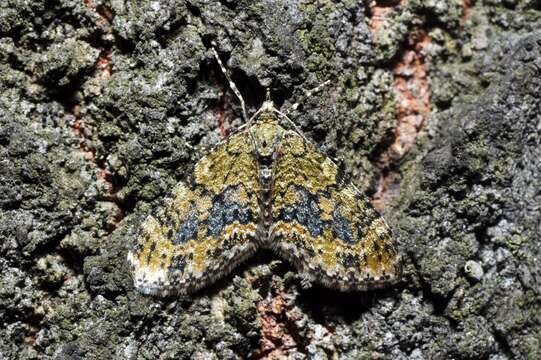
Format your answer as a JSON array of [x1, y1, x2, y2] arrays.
[[284, 80, 331, 115], [211, 43, 249, 123]]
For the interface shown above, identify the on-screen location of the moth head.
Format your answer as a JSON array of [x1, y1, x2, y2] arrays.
[[260, 88, 275, 112]]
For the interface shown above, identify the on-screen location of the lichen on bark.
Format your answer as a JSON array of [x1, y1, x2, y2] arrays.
[[0, 0, 540, 359]]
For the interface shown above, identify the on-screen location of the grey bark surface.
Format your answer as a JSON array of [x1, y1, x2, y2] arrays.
[[0, 0, 540, 359]]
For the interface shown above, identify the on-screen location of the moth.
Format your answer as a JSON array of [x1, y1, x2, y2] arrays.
[[127, 47, 401, 296]]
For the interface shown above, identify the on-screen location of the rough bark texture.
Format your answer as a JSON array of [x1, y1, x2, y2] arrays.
[[1, 0, 540, 359]]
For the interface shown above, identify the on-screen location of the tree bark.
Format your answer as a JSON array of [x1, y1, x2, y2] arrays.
[[0, 0, 540, 359]]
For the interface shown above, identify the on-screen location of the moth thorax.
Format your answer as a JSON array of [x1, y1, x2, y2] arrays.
[[251, 120, 281, 158]]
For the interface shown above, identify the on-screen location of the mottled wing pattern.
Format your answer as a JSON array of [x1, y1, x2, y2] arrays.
[[127, 131, 260, 296], [269, 130, 401, 291]]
